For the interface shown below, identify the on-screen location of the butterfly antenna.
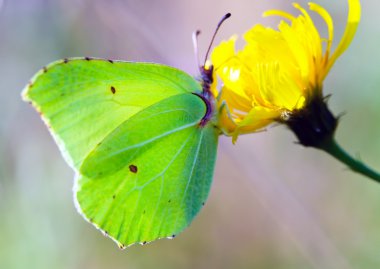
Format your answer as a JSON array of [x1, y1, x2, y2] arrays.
[[192, 30, 202, 68], [203, 13, 231, 66]]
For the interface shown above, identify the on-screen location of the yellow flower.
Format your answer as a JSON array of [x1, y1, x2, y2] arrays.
[[212, 0, 361, 142]]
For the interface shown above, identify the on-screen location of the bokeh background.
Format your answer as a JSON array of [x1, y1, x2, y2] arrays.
[[1, 0, 380, 268]]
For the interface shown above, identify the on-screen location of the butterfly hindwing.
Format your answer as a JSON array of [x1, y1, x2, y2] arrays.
[[76, 94, 218, 247]]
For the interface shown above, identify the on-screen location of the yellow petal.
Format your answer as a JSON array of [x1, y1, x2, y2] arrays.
[[219, 85, 252, 115], [231, 106, 281, 142], [309, 2, 334, 58], [216, 93, 238, 135], [325, 0, 361, 77], [263, 9, 295, 21], [212, 37, 253, 102], [294, 3, 323, 59], [242, 25, 301, 92], [253, 61, 304, 110], [277, 20, 310, 84], [211, 36, 237, 71]]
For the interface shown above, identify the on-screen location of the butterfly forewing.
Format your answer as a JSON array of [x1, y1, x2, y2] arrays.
[[22, 59, 202, 170]]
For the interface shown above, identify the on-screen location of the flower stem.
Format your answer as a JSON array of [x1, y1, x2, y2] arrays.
[[319, 138, 380, 183]]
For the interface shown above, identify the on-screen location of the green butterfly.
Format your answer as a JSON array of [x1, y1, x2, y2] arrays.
[[22, 58, 218, 248], [22, 14, 230, 248]]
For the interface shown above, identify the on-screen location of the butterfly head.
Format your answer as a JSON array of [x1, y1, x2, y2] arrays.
[[200, 63, 214, 86], [193, 13, 230, 96], [191, 13, 230, 127]]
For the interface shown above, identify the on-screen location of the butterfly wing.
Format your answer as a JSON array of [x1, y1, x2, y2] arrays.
[[23, 58, 219, 247], [22, 58, 202, 170], [77, 94, 218, 247]]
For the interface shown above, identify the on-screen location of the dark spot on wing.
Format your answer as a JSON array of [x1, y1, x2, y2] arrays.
[[85, 57, 92, 61], [28, 82, 33, 88], [110, 86, 116, 94], [63, 58, 69, 64], [112, 195, 116, 199], [171, 234, 176, 238], [60, 93, 65, 97], [168, 199, 171, 203], [105, 231, 108, 236], [142, 241, 147, 245], [143, 210, 146, 214], [108, 59, 114, 64], [202, 202, 205, 206], [90, 218, 93, 222], [43, 66, 47, 73], [129, 165, 138, 173]]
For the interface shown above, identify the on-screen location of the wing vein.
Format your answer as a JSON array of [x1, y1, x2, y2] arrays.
[[102, 121, 197, 161], [173, 129, 204, 231], [137, 130, 196, 190]]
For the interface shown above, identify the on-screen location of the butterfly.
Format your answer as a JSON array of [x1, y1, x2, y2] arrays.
[[22, 14, 230, 249]]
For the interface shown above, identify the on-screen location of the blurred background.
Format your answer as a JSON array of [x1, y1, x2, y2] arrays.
[[1, 0, 380, 268]]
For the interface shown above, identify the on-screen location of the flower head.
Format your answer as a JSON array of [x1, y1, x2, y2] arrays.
[[212, 0, 361, 142]]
